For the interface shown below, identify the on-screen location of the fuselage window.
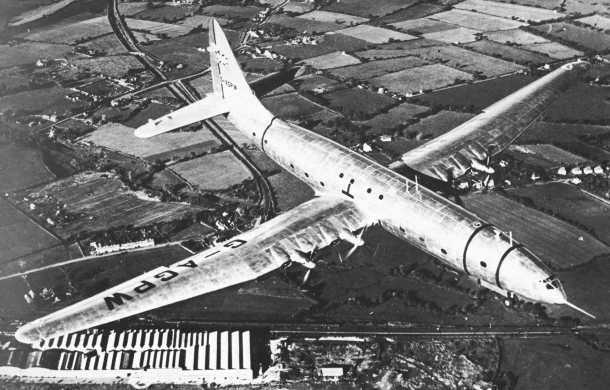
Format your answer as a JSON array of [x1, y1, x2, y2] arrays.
[[290, 163, 294, 169], [480, 261, 487, 268], [419, 237, 425, 242], [367, 188, 372, 193], [379, 195, 384, 200], [441, 249, 447, 255], [339, 173, 344, 178], [350, 178, 355, 184], [305, 172, 309, 177], [399, 227, 405, 232], [320, 181, 325, 187]]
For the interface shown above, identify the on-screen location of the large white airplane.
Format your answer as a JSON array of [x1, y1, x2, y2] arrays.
[[15, 19, 594, 344]]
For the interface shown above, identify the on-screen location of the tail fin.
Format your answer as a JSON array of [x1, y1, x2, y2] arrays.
[[209, 18, 252, 99]]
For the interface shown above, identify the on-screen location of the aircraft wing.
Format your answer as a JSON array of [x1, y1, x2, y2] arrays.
[[15, 196, 369, 344], [393, 61, 590, 181], [134, 93, 229, 138]]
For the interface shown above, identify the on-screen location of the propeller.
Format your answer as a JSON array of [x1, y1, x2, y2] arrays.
[[286, 250, 318, 285], [337, 225, 380, 262]]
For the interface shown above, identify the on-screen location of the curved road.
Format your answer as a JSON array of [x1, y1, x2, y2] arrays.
[[107, 0, 275, 220]]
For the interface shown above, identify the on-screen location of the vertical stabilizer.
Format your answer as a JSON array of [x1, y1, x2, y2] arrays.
[[209, 18, 252, 99]]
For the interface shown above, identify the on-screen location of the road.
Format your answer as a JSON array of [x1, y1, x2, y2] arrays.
[[107, 0, 275, 220]]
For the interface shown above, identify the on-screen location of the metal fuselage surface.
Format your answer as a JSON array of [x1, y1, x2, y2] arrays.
[[228, 94, 566, 305]]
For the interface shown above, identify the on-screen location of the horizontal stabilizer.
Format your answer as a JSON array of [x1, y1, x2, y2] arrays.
[[134, 93, 229, 138]]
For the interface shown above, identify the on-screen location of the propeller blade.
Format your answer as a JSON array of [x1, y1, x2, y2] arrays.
[[302, 269, 312, 285], [344, 245, 358, 262]]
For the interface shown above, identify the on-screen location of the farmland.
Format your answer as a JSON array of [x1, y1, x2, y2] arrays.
[[124, 17, 192, 38], [378, 2, 450, 24], [0, 86, 83, 117], [464, 39, 554, 65], [404, 45, 525, 77], [522, 41, 583, 60], [455, 0, 563, 22], [171, 150, 252, 191], [483, 29, 549, 45], [506, 144, 589, 168], [77, 33, 124, 55], [301, 51, 361, 70], [530, 22, 610, 52], [0, 144, 54, 192], [201, 4, 262, 20], [576, 15, 610, 31], [542, 84, 610, 123], [297, 10, 369, 25], [70, 55, 144, 78], [356, 102, 431, 134], [131, 4, 198, 23], [463, 192, 608, 269], [22, 172, 203, 240], [327, 56, 428, 81], [22, 16, 113, 44], [422, 27, 479, 44], [427, 9, 526, 31], [0, 42, 73, 69], [321, 87, 395, 120], [506, 182, 610, 245], [268, 171, 315, 211], [292, 74, 340, 94], [271, 33, 370, 60], [322, 0, 418, 18], [262, 92, 326, 121], [0, 199, 60, 264], [391, 18, 456, 35], [85, 122, 220, 159], [335, 24, 417, 44], [370, 63, 474, 94], [267, 14, 348, 34]]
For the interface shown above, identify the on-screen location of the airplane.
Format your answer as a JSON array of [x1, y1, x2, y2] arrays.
[[15, 19, 595, 345]]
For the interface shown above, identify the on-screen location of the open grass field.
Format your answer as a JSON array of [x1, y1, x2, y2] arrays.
[[353, 48, 419, 60], [70, 55, 144, 78], [378, 2, 450, 24], [335, 24, 417, 44], [507, 144, 589, 168], [268, 171, 315, 212], [145, 31, 217, 75], [531, 22, 610, 52], [267, 14, 349, 34], [390, 18, 457, 35], [301, 51, 361, 70], [494, 0, 562, 8], [25, 172, 202, 240], [297, 10, 369, 25], [262, 92, 325, 121], [201, 4, 262, 20], [322, 0, 418, 18], [370, 63, 474, 94], [428, 9, 526, 31], [132, 4, 198, 23], [327, 56, 428, 81], [483, 28, 549, 45], [507, 182, 610, 245], [171, 150, 252, 191], [422, 27, 479, 44], [455, 0, 563, 22], [0, 86, 83, 117], [410, 73, 536, 111], [406, 45, 525, 77], [0, 67, 33, 96], [564, 0, 610, 13], [122, 102, 173, 128], [0, 144, 55, 192], [125, 18, 192, 38], [178, 14, 229, 29], [355, 102, 430, 134], [117, 1, 149, 16], [292, 74, 341, 94], [543, 84, 610, 124], [403, 110, 474, 140], [78, 33, 125, 55], [0, 42, 73, 69], [575, 15, 610, 31], [23, 15, 113, 44], [0, 242, 81, 279], [464, 39, 554, 66], [0, 199, 60, 264], [271, 33, 370, 60], [85, 122, 220, 159], [321, 87, 395, 120], [8, 0, 77, 27], [522, 41, 583, 60], [463, 192, 608, 269]]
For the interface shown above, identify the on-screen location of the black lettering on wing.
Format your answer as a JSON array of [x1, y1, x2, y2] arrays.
[[154, 269, 178, 281], [104, 293, 133, 310], [177, 260, 197, 268], [134, 280, 155, 294]]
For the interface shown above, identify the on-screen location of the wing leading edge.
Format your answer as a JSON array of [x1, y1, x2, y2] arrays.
[[395, 61, 590, 181], [15, 196, 369, 344]]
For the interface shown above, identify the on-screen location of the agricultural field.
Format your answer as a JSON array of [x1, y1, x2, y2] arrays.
[[455, 0, 563, 23], [422, 27, 479, 44], [0, 144, 54, 192], [355, 102, 431, 135], [0, 86, 83, 117], [70, 55, 144, 78], [427, 9, 526, 31], [506, 144, 589, 168], [335, 24, 417, 44], [404, 45, 525, 77], [171, 150, 252, 191], [117, 1, 149, 16], [122, 102, 174, 128], [291, 74, 341, 95], [390, 18, 457, 35], [378, 2, 451, 24], [0, 67, 35, 96], [0, 242, 81, 279], [542, 84, 610, 124], [322, 0, 418, 18], [201, 4, 262, 21], [464, 39, 554, 66], [8, 0, 78, 27], [522, 41, 583, 60], [267, 14, 349, 34], [564, 0, 610, 13], [77, 33, 124, 55], [575, 15, 610, 31], [369, 63, 474, 94], [483, 28, 549, 45], [465, 192, 608, 269], [270, 33, 370, 60], [321, 87, 395, 120], [244, 149, 281, 176], [22, 15, 113, 44], [530, 22, 610, 52], [327, 56, 428, 81], [0, 199, 60, 264], [301, 51, 361, 70], [268, 171, 315, 212], [0, 42, 74, 69], [507, 182, 610, 245], [178, 14, 229, 29], [409, 73, 536, 112], [124, 17, 192, 38], [131, 4, 198, 23], [297, 10, 369, 25], [262, 92, 326, 121], [23, 172, 203, 240]]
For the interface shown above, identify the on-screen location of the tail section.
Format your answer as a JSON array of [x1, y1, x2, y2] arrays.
[[208, 18, 253, 99]]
